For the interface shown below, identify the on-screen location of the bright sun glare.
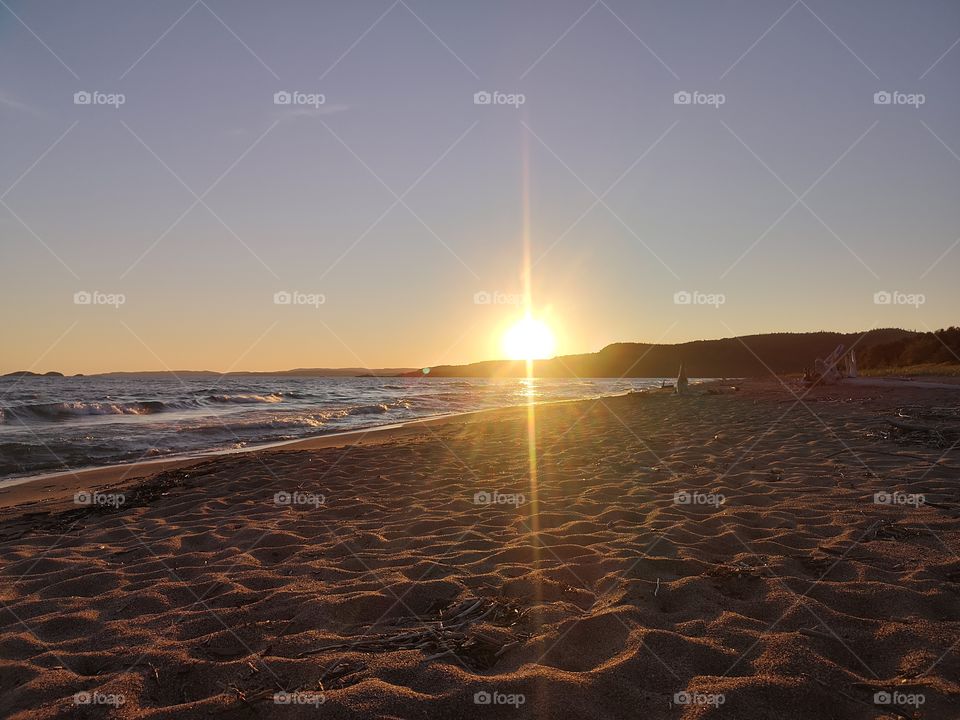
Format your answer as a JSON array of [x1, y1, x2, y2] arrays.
[[502, 315, 557, 361]]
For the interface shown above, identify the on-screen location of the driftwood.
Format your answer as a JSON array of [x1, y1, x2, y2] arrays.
[[875, 407, 960, 449], [297, 597, 526, 670]]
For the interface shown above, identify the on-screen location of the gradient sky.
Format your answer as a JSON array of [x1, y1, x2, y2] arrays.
[[1, 0, 959, 374]]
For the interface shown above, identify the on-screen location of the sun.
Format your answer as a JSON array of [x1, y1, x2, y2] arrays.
[[502, 315, 557, 361]]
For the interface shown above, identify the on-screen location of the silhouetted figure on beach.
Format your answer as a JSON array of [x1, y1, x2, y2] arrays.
[[676, 362, 688, 394]]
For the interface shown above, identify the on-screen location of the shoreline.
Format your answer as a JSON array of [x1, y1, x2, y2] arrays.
[[0, 386, 676, 510], [5, 375, 955, 511]]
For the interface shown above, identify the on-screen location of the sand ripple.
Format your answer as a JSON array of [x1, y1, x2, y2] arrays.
[[1, 381, 959, 718]]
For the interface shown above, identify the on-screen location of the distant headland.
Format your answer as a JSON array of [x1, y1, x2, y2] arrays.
[[407, 328, 960, 378]]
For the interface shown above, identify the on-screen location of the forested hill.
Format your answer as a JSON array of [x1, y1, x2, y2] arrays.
[[406, 329, 918, 378]]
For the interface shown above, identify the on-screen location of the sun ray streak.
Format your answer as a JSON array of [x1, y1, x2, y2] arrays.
[[520, 133, 543, 618]]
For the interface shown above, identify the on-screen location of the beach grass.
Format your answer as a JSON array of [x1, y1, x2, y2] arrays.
[[860, 363, 960, 377]]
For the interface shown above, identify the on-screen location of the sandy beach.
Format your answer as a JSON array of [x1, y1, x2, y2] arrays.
[[5, 1, 958, 716], [2, 379, 959, 719]]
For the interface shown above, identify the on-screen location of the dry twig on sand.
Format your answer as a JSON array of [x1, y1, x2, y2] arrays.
[[297, 596, 527, 670]]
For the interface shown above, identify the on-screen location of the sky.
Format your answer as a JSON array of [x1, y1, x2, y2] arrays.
[[1, 0, 959, 374]]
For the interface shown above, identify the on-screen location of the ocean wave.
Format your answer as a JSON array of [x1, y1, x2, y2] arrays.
[[0, 400, 168, 423], [174, 401, 411, 435], [185, 388, 309, 399], [205, 393, 284, 404], [349, 400, 412, 415], [182, 415, 332, 434], [351, 403, 391, 415]]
